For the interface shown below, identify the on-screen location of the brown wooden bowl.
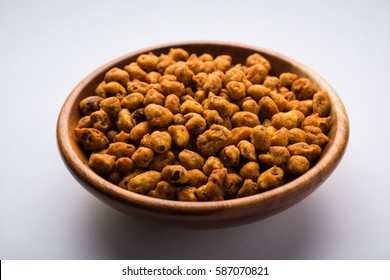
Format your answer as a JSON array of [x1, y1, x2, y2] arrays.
[[57, 42, 349, 228]]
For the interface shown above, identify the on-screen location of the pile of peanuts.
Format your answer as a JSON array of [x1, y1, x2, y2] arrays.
[[74, 48, 332, 201]]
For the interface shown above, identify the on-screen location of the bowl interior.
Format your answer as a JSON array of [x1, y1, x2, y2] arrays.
[[57, 42, 349, 227]]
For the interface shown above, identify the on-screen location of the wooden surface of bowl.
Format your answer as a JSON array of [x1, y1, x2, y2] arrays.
[[57, 42, 349, 228]]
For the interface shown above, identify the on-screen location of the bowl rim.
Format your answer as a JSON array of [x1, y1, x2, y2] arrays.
[[57, 41, 349, 217]]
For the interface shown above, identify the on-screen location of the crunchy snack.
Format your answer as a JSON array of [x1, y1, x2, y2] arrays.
[[202, 156, 224, 176], [115, 157, 135, 174], [147, 131, 172, 154], [292, 78, 317, 100], [148, 181, 176, 200], [237, 179, 258, 198], [250, 125, 272, 153], [131, 147, 154, 168], [101, 82, 127, 100], [184, 112, 207, 135], [231, 111, 260, 127], [105, 67, 129, 87], [239, 162, 261, 181], [286, 155, 310, 178], [119, 170, 161, 194], [237, 140, 257, 161], [259, 146, 290, 167], [287, 142, 322, 163], [79, 96, 104, 116], [148, 151, 175, 172], [75, 48, 332, 201], [161, 165, 189, 184], [168, 125, 190, 147], [90, 109, 112, 132], [186, 169, 208, 188], [75, 127, 109, 151], [116, 108, 135, 133], [128, 121, 151, 145], [88, 153, 116, 174], [219, 145, 240, 167], [196, 124, 233, 156], [196, 168, 228, 201], [257, 166, 284, 191], [178, 149, 204, 170], [313, 90, 331, 117], [144, 104, 174, 127], [106, 142, 136, 158]]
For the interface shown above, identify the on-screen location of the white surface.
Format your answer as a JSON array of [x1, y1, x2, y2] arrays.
[[1, 0, 389, 259]]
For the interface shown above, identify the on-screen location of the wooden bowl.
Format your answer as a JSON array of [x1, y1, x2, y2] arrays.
[[57, 42, 349, 228]]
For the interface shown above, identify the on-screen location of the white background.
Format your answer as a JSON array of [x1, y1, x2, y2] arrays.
[[1, 0, 389, 259]]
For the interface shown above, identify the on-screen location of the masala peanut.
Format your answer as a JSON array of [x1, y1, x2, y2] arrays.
[[75, 48, 332, 201]]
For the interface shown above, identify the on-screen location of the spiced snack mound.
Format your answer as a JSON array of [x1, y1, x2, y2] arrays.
[[74, 48, 332, 201]]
